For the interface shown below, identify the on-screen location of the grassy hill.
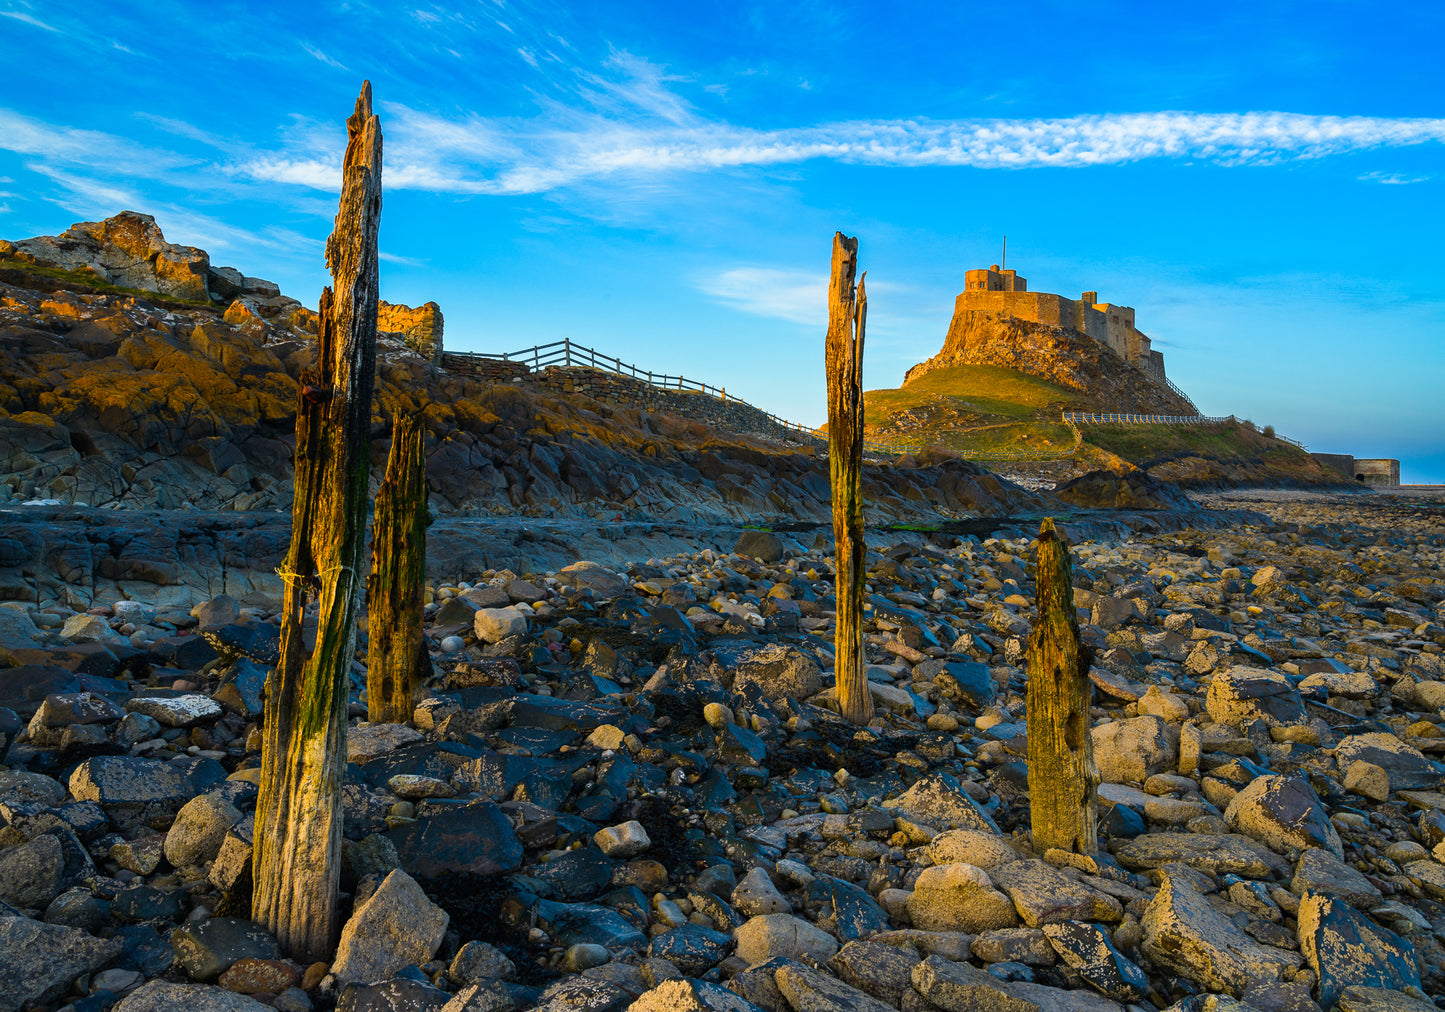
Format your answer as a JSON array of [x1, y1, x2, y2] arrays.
[[863, 363, 1351, 487], [864, 364, 1079, 457]]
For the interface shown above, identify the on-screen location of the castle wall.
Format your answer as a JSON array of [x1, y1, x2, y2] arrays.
[[956, 280, 1165, 383]]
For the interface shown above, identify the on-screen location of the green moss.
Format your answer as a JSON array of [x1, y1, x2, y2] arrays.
[[0, 255, 216, 309]]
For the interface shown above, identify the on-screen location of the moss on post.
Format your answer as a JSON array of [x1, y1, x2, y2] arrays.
[[252, 81, 382, 963], [367, 413, 431, 723], [1026, 517, 1098, 855], [826, 231, 873, 726]]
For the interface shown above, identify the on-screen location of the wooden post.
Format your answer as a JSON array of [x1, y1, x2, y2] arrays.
[[366, 413, 432, 723], [826, 232, 873, 726], [1026, 517, 1098, 855], [253, 81, 382, 963]]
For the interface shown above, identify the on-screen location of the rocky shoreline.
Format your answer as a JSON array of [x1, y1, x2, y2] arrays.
[[0, 489, 1442, 1012]]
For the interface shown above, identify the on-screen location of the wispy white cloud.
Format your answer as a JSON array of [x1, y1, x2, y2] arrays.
[[235, 66, 1445, 198], [1359, 170, 1430, 185], [696, 266, 825, 326], [379, 250, 428, 267], [0, 10, 58, 31], [300, 40, 348, 71], [0, 204, 11, 215]]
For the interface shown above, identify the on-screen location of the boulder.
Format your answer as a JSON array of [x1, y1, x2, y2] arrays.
[[989, 859, 1123, 926], [909, 954, 1042, 1012], [1141, 871, 1301, 995], [1297, 891, 1420, 1010], [113, 981, 274, 1012], [727, 644, 821, 701], [164, 793, 242, 868], [732, 913, 837, 965], [922, 829, 1019, 871], [1223, 775, 1342, 858], [1092, 715, 1179, 783], [0, 833, 65, 909], [1042, 920, 1148, 1001], [905, 863, 1018, 932], [627, 978, 766, 1012], [775, 960, 897, 1012], [734, 530, 785, 563], [170, 917, 279, 982], [1334, 733, 1445, 791], [1206, 667, 1308, 728], [1291, 847, 1382, 909], [886, 772, 1001, 833], [332, 869, 449, 984]]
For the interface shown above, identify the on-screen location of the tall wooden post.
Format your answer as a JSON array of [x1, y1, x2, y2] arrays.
[[826, 232, 873, 726], [1026, 517, 1098, 855], [367, 413, 431, 723], [253, 82, 382, 963]]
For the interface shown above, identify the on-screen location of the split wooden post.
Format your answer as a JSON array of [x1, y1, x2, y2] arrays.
[[253, 81, 382, 963], [367, 413, 432, 723], [826, 232, 873, 726], [1026, 517, 1098, 855]]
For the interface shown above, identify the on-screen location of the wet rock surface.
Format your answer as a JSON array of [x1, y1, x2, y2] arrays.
[[0, 488, 1441, 1010]]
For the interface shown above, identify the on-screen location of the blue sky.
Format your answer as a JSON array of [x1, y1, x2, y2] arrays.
[[2, 0, 1443, 482]]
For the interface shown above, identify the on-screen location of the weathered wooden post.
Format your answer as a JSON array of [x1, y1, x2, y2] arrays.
[[253, 81, 382, 962], [1026, 517, 1098, 854], [826, 232, 874, 725], [367, 413, 431, 723]]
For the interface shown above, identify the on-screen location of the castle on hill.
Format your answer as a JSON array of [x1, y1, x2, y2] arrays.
[[960, 265, 1168, 385]]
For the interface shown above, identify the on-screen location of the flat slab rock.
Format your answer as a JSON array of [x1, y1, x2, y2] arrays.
[[1112, 832, 1290, 878], [1141, 870, 1302, 994]]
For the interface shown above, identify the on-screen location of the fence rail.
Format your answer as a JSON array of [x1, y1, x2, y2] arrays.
[[1064, 411, 1309, 450], [447, 339, 821, 443]]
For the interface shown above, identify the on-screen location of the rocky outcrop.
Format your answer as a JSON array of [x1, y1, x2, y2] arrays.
[[904, 311, 1193, 415], [377, 300, 443, 363]]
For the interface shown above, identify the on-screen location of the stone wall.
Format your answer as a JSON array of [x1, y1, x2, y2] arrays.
[[377, 300, 443, 363], [441, 353, 529, 383], [1353, 458, 1400, 486]]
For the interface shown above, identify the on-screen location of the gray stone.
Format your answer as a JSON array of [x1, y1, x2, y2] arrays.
[[970, 927, 1055, 966], [1141, 871, 1301, 995], [0, 832, 65, 909], [1206, 667, 1308, 728], [31, 690, 123, 726], [733, 912, 838, 965], [827, 939, 922, 1005], [448, 939, 517, 984], [69, 755, 195, 806], [0, 913, 125, 1012], [1334, 732, 1445, 790], [0, 770, 67, 807], [114, 980, 273, 1011], [474, 606, 528, 644], [1041, 921, 1147, 1001], [1113, 832, 1289, 878], [909, 954, 1042, 1012], [906, 862, 1018, 932], [774, 959, 898, 1012], [1224, 775, 1342, 858], [556, 562, 629, 598], [124, 694, 222, 727], [1291, 847, 1381, 909], [534, 975, 630, 1010], [923, 829, 1018, 871], [332, 868, 449, 984], [1092, 715, 1179, 783], [734, 530, 785, 563], [728, 644, 822, 702], [886, 772, 1001, 833], [164, 793, 242, 868], [1297, 891, 1420, 1010], [337, 976, 451, 1011], [594, 820, 651, 858], [626, 978, 766, 1012], [990, 859, 1123, 927], [1336, 986, 1439, 1012], [440, 982, 516, 1012], [170, 917, 280, 982], [731, 865, 791, 916]]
